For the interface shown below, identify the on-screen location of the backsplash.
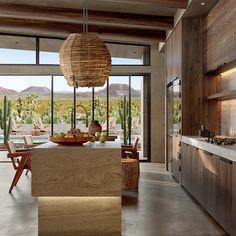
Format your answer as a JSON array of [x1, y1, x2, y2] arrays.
[[221, 69, 236, 136]]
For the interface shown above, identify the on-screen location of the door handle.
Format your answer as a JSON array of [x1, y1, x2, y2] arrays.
[[178, 152, 181, 159]]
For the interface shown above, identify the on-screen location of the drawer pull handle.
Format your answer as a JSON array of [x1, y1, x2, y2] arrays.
[[220, 157, 232, 164], [203, 150, 212, 156]]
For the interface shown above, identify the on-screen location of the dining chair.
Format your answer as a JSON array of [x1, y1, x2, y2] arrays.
[[7, 141, 31, 193], [121, 137, 139, 159]]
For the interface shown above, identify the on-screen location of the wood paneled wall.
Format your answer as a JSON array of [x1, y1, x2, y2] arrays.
[[181, 18, 205, 135], [204, 0, 236, 73], [166, 17, 222, 136], [180, 16, 222, 135]]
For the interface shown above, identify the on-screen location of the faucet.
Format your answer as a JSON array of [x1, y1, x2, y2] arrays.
[[71, 104, 88, 129]]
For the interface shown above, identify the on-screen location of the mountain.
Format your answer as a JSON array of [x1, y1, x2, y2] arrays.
[[21, 86, 51, 94], [0, 83, 140, 99], [0, 86, 18, 95], [96, 84, 140, 98]]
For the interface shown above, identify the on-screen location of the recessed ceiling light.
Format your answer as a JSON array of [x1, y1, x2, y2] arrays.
[[201, 2, 205, 5]]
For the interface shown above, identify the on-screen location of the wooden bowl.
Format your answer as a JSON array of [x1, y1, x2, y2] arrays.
[[49, 136, 93, 145]]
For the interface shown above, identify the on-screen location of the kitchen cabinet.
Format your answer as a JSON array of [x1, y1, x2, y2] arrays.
[[198, 149, 218, 217], [231, 163, 236, 236], [215, 157, 232, 234], [181, 143, 190, 190], [181, 142, 235, 235], [204, 0, 236, 73], [171, 134, 181, 182], [166, 18, 210, 135], [182, 144, 200, 200], [166, 22, 182, 84]]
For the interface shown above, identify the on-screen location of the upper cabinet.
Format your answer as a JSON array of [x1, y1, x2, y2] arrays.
[[204, 0, 236, 73], [166, 22, 182, 84], [166, 18, 207, 135]]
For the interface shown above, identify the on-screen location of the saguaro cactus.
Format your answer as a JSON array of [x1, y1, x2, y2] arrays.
[[119, 95, 131, 145], [0, 96, 12, 145]]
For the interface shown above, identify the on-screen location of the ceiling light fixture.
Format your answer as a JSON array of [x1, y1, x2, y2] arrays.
[[201, 2, 205, 5], [59, 0, 111, 88]]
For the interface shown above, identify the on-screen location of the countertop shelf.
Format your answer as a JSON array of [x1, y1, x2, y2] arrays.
[[205, 89, 236, 101]]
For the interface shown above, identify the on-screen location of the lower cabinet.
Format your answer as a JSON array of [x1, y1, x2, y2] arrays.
[[232, 164, 236, 235], [181, 142, 235, 236], [172, 134, 181, 182]]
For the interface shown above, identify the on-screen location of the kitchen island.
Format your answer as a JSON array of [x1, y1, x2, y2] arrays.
[[31, 141, 122, 236], [181, 136, 236, 236]]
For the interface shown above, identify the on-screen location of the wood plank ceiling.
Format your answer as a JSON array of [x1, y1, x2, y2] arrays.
[[0, 0, 188, 43]]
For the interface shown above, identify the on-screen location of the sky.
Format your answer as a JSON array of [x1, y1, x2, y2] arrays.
[[0, 49, 143, 92]]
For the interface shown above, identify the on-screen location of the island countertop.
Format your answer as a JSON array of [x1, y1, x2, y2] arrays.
[[182, 136, 236, 163], [33, 140, 121, 150]]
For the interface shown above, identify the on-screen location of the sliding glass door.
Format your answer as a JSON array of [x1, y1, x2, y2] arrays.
[[0, 74, 150, 160]]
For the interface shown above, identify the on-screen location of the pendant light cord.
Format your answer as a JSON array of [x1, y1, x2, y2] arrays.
[[83, 0, 88, 33]]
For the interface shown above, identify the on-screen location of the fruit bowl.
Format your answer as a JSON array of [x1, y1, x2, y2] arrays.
[[49, 136, 93, 146]]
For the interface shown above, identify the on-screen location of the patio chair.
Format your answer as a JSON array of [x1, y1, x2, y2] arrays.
[[11, 118, 22, 135], [102, 117, 117, 133], [23, 135, 46, 149], [7, 141, 31, 193], [33, 115, 49, 133], [131, 117, 140, 134]]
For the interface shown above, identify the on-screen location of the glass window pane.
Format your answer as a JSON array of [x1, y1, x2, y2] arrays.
[[108, 76, 129, 142], [40, 38, 64, 64], [53, 76, 73, 134], [0, 35, 36, 64], [131, 76, 144, 159], [94, 82, 107, 129], [106, 43, 149, 65], [0, 76, 51, 140]]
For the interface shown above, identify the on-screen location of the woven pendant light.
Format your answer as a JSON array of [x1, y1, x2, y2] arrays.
[[59, 0, 111, 88], [60, 33, 111, 87]]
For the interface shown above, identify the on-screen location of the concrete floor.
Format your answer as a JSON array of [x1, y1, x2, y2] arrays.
[[0, 159, 226, 236]]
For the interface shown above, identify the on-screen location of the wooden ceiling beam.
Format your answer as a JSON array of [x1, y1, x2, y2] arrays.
[[0, 18, 166, 42], [0, 3, 173, 30], [96, 0, 188, 9]]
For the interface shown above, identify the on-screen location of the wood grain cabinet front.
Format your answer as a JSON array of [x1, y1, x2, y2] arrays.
[[181, 143, 195, 194], [172, 134, 181, 182], [204, 0, 236, 73], [231, 163, 236, 236], [181, 142, 235, 236], [166, 22, 182, 84]]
